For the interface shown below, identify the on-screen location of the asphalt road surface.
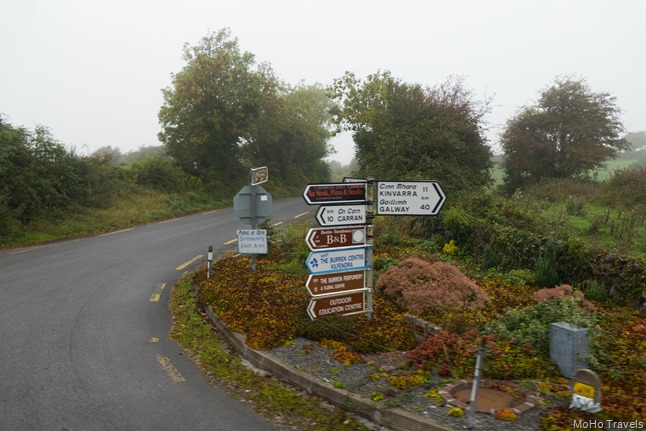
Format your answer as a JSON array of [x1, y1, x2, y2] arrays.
[[0, 197, 312, 431]]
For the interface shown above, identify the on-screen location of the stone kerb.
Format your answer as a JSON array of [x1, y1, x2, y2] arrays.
[[205, 306, 454, 431]]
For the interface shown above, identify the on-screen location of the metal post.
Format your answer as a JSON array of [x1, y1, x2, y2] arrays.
[[467, 337, 487, 429], [251, 179, 257, 272], [207, 245, 213, 279], [365, 178, 375, 320]]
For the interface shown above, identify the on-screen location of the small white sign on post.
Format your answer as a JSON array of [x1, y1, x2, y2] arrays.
[[237, 229, 268, 254]]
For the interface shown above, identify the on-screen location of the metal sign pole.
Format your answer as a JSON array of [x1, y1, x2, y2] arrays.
[[366, 178, 375, 320], [251, 177, 257, 272]]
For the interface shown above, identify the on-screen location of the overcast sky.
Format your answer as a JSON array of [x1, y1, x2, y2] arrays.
[[1, 0, 644, 163]]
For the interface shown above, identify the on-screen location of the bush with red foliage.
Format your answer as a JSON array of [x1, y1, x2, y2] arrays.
[[376, 257, 489, 316]]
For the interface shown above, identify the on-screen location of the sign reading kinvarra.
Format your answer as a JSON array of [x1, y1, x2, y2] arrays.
[[376, 180, 446, 215], [302, 183, 367, 205]]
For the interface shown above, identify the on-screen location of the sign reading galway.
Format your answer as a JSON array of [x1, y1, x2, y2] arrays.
[[302, 183, 367, 205], [376, 180, 446, 216]]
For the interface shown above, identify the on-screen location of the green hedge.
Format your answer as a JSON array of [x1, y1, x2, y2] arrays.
[[433, 206, 645, 308]]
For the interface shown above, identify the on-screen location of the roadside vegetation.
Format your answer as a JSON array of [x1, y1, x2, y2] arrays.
[[3, 26, 645, 430]]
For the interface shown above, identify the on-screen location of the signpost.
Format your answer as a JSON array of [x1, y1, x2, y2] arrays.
[[301, 177, 447, 321], [302, 183, 367, 205], [316, 205, 368, 227], [234, 167, 271, 271], [307, 290, 367, 320], [306, 246, 371, 274], [306, 226, 367, 251], [376, 180, 446, 215], [306, 270, 365, 296]]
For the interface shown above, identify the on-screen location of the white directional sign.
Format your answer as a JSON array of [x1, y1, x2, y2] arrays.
[[376, 181, 446, 215], [306, 246, 371, 274], [316, 205, 368, 227]]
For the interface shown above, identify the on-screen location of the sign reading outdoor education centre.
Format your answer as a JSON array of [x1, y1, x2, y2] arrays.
[[316, 205, 368, 227], [306, 246, 371, 274], [376, 180, 446, 216], [302, 183, 367, 205], [306, 226, 367, 251], [306, 270, 365, 296], [307, 290, 367, 320]]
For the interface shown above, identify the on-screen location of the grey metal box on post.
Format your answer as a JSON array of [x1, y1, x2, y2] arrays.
[[550, 322, 590, 379]]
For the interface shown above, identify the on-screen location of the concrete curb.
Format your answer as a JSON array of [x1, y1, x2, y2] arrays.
[[205, 306, 455, 431]]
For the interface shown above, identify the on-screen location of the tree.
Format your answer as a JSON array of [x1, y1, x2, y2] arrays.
[[329, 71, 492, 194], [501, 77, 630, 192], [240, 84, 333, 190], [158, 28, 278, 189]]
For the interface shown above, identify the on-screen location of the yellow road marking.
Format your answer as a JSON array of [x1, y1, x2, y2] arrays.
[[272, 221, 284, 227], [149, 283, 166, 302], [156, 354, 185, 382], [99, 228, 134, 236], [175, 255, 204, 271], [158, 217, 183, 224], [224, 239, 237, 245], [9, 246, 41, 255], [294, 212, 309, 219], [150, 337, 159, 343]]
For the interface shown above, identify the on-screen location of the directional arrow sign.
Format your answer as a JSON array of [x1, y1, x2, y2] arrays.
[[306, 270, 365, 296], [316, 205, 368, 227], [306, 226, 367, 251], [307, 290, 367, 320], [306, 246, 371, 274], [302, 183, 367, 205], [376, 180, 446, 216]]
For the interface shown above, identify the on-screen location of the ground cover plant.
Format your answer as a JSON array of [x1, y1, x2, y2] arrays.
[[194, 221, 645, 430]]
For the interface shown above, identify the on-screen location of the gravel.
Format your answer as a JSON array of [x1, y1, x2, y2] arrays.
[[268, 338, 546, 431]]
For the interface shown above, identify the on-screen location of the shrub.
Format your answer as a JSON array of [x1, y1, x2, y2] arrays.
[[407, 330, 556, 380], [376, 257, 490, 316], [199, 255, 307, 349], [535, 241, 559, 287], [448, 407, 464, 417], [533, 284, 594, 309], [495, 409, 518, 421], [482, 245, 497, 270], [485, 295, 602, 366], [583, 279, 608, 303]]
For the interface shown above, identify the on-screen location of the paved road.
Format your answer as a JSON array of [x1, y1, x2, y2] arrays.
[[0, 197, 312, 431]]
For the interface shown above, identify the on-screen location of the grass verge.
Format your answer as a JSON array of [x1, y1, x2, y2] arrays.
[[169, 274, 371, 431]]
